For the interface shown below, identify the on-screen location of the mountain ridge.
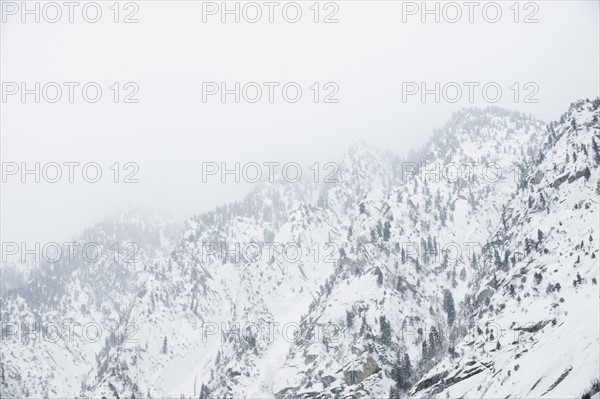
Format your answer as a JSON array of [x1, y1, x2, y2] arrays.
[[1, 100, 598, 399]]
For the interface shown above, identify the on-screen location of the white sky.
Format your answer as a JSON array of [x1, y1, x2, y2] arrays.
[[1, 0, 599, 246]]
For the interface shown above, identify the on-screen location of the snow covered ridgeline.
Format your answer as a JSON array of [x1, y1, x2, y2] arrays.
[[0, 212, 179, 399], [409, 99, 600, 399], [1, 100, 599, 399], [269, 108, 550, 398]]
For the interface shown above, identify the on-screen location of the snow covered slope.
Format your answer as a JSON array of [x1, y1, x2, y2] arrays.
[[1, 100, 597, 399], [410, 98, 600, 399], [0, 212, 178, 398], [271, 107, 548, 399]]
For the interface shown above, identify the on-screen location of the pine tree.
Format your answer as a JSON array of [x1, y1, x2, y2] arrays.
[[421, 340, 429, 362], [592, 138, 600, 163], [443, 289, 456, 326], [494, 249, 502, 270], [383, 220, 391, 241], [375, 267, 384, 286], [346, 310, 355, 328], [451, 269, 458, 288], [162, 336, 168, 354], [199, 383, 210, 399], [429, 327, 442, 357], [393, 352, 412, 390], [380, 316, 392, 345], [399, 353, 412, 388], [441, 252, 449, 269]]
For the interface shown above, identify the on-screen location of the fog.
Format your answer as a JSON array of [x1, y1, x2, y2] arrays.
[[1, 0, 599, 246]]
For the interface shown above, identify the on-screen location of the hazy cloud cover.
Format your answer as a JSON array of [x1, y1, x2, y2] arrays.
[[1, 0, 598, 245]]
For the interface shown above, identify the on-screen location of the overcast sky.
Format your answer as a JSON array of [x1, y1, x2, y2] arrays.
[[1, 0, 599, 247]]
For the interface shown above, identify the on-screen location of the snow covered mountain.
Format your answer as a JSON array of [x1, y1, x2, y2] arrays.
[[271, 107, 548, 399], [1, 99, 598, 399], [410, 99, 600, 399], [1, 212, 179, 398]]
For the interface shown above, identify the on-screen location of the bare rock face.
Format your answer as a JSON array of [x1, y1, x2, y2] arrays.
[[530, 170, 545, 185], [343, 356, 381, 386], [412, 370, 450, 393]]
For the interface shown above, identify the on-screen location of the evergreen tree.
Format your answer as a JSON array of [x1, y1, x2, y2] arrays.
[[471, 253, 478, 269], [375, 267, 384, 286], [393, 352, 412, 390], [199, 383, 210, 399], [421, 340, 429, 362], [398, 353, 412, 389], [441, 252, 449, 270], [428, 327, 442, 357], [524, 237, 533, 254], [592, 138, 600, 163], [451, 269, 458, 288], [442, 289, 456, 326], [346, 310, 355, 328], [162, 336, 168, 354], [383, 221, 392, 241], [371, 228, 378, 243], [502, 250, 510, 272], [494, 249, 502, 270], [380, 316, 392, 345]]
